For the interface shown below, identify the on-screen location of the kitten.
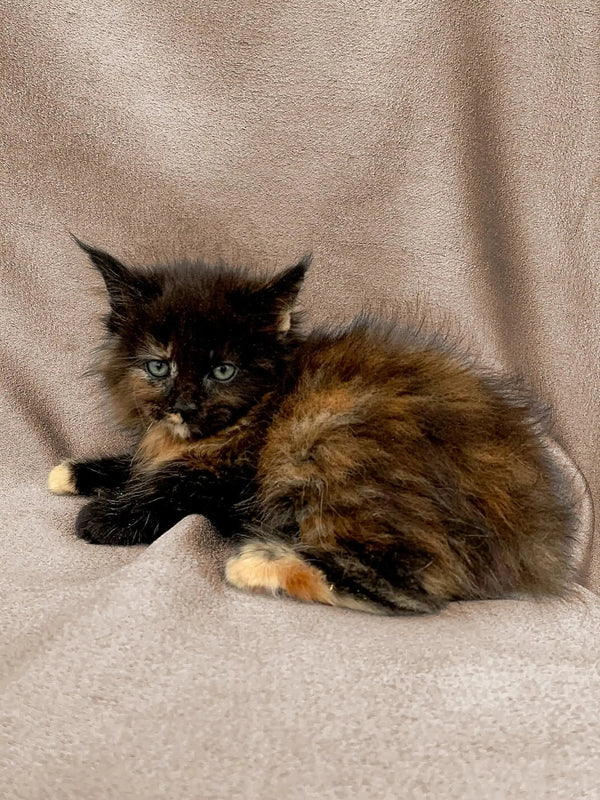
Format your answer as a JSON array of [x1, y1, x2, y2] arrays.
[[48, 239, 575, 615]]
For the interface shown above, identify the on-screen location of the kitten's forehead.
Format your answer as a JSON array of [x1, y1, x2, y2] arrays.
[[138, 337, 172, 360], [145, 282, 255, 340], [125, 263, 285, 357], [138, 307, 246, 365]]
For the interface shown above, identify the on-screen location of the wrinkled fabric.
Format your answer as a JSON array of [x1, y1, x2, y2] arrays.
[[1, 2, 599, 798]]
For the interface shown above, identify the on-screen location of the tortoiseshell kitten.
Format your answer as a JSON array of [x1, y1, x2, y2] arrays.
[[48, 239, 575, 614]]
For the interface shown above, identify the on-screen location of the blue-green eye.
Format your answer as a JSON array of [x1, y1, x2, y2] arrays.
[[211, 363, 237, 382], [145, 359, 170, 378]]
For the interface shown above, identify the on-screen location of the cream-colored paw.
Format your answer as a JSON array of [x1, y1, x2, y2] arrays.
[[225, 541, 335, 604], [225, 542, 287, 594], [226, 542, 404, 616], [48, 461, 77, 495]]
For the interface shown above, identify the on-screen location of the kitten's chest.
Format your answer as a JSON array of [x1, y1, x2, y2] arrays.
[[136, 418, 265, 475]]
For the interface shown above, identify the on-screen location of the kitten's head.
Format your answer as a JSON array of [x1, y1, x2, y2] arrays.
[[75, 237, 309, 439]]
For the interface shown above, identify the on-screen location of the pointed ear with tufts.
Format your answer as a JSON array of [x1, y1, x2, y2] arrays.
[[71, 235, 161, 313], [258, 254, 311, 332]]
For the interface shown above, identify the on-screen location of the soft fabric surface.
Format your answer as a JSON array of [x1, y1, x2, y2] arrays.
[[1, 2, 599, 798]]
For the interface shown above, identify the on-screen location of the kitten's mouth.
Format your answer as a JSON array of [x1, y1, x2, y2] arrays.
[[164, 413, 191, 440]]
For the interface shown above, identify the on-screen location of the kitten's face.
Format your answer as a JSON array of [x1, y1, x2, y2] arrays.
[[76, 239, 308, 439]]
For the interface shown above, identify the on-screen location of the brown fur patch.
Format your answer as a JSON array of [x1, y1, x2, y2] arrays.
[[418, 561, 468, 599], [301, 387, 356, 416], [137, 423, 191, 467], [137, 337, 173, 361], [110, 371, 162, 429], [252, 325, 573, 607], [137, 413, 257, 471]]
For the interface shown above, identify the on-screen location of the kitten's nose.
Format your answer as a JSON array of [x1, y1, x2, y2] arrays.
[[172, 399, 198, 417]]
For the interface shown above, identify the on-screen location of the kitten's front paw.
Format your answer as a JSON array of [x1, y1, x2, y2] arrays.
[[75, 495, 164, 546], [48, 461, 77, 495], [75, 498, 124, 545]]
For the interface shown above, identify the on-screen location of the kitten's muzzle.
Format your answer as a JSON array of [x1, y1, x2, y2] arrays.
[[171, 399, 198, 419]]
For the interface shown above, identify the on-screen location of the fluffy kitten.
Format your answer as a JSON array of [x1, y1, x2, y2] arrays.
[[48, 240, 575, 614]]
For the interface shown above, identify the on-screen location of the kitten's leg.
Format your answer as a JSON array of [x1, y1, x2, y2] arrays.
[[225, 539, 444, 615], [48, 455, 133, 496], [307, 549, 446, 615], [75, 465, 220, 545]]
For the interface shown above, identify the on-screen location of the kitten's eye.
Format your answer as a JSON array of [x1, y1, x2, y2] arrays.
[[145, 359, 170, 378], [211, 363, 237, 382]]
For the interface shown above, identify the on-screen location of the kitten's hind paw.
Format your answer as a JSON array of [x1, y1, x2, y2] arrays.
[[225, 540, 336, 606], [226, 541, 441, 616], [48, 461, 77, 495]]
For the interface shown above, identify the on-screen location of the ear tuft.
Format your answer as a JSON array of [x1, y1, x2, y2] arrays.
[[260, 256, 310, 332], [262, 255, 310, 300], [71, 234, 133, 304], [71, 234, 161, 312]]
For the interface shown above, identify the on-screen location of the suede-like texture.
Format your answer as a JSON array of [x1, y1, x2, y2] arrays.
[[1, 2, 599, 798]]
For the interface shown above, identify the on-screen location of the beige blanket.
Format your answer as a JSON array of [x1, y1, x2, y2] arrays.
[[2, 2, 599, 797]]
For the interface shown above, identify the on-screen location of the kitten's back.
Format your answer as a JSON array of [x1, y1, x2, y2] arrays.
[[257, 319, 574, 609]]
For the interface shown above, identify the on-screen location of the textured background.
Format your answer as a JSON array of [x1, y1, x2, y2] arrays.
[[1, 2, 599, 798]]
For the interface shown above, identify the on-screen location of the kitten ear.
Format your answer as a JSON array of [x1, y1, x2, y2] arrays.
[[259, 255, 311, 332], [71, 235, 161, 312]]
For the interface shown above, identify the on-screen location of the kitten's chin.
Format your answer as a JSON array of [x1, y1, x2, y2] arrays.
[[164, 413, 191, 440]]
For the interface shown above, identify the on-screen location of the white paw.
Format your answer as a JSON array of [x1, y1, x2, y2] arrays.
[[48, 461, 77, 495]]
